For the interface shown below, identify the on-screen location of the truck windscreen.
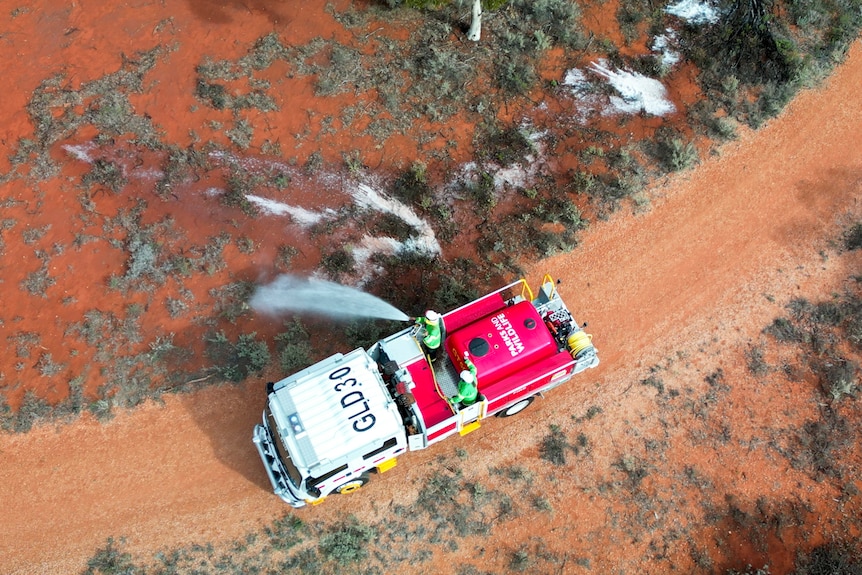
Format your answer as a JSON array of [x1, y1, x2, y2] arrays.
[[265, 406, 303, 486]]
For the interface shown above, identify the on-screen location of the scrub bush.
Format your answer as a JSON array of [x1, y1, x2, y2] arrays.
[[318, 518, 376, 565], [205, 331, 271, 383]]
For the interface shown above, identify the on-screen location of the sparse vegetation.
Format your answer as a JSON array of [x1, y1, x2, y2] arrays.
[[844, 221, 862, 251], [275, 319, 313, 373], [3, 1, 862, 573], [83, 537, 136, 575], [82, 159, 127, 193], [205, 330, 271, 383], [321, 247, 355, 278], [318, 517, 376, 565], [222, 167, 260, 216], [20, 263, 56, 297], [685, 0, 862, 130], [539, 424, 572, 465]]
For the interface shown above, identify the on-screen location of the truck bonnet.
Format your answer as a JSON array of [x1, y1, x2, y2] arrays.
[[267, 349, 403, 472]]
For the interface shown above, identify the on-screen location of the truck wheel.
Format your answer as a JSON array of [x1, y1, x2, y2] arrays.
[[496, 397, 534, 417], [336, 472, 371, 494]]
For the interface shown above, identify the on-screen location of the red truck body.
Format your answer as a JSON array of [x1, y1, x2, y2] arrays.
[[253, 276, 599, 507]]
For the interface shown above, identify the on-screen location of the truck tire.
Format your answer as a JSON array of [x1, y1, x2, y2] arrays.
[[496, 397, 534, 417], [336, 472, 371, 494]]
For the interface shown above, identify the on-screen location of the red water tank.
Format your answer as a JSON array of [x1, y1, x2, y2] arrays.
[[445, 300, 557, 386]]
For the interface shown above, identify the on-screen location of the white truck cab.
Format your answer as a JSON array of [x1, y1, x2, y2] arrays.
[[253, 348, 407, 507]]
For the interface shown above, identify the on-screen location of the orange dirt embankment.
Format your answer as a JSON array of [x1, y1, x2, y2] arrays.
[[1, 18, 861, 575]]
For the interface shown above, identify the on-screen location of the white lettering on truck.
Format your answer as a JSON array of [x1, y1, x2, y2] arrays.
[[329, 366, 377, 432], [491, 313, 525, 357]]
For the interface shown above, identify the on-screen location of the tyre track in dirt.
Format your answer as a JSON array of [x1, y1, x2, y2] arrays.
[[2, 41, 861, 575]]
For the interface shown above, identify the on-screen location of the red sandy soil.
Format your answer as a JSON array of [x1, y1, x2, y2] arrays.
[[1, 0, 861, 573]]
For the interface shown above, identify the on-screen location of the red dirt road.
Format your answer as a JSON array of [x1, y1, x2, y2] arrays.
[[1, 32, 861, 575]]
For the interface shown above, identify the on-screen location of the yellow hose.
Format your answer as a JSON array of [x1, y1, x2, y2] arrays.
[[567, 331, 593, 358], [411, 332, 456, 415]]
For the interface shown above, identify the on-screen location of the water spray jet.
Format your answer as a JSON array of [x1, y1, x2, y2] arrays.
[[250, 274, 410, 322]]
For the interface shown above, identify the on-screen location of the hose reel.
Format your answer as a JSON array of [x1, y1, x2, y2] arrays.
[[567, 330, 594, 359]]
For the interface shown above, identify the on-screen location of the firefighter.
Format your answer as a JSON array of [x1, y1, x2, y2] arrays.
[[451, 352, 478, 406], [415, 310, 442, 361]]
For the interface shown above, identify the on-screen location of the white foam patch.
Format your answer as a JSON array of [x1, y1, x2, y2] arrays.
[[652, 31, 681, 69], [665, 0, 719, 24], [62, 143, 97, 163], [350, 183, 441, 255], [133, 168, 165, 180], [450, 128, 545, 193], [495, 164, 529, 188], [349, 236, 407, 284], [589, 62, 676, 116], [563, 68, 590, 91], [245, 195, 327, 225], [562, 68, 606, 123]]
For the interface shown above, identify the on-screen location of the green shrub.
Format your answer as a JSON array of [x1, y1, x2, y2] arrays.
[[210, 280, 254, 323], [223, 168, 259, 216], [614, 454, 648, 488], [539, 424, 571, 465], [477, 126, 534, 167], [316, 44, 362, 96], [83, 537, 140, 575], [199, 232, 232, 276], [0, 393, 14, 432], [276, 320, 313, 373], [304, 151, 323, 174], [265, 514, 307, 551], [812, 301, 844, 325], [793, 542, 862, 574], [617, 0, 648, 44], [510, 547, 532, 571], [664, 138, 699, 172], [844, 222, 862, 251], [20, 263, 55, 297], [392, 161, 431, 206], [641, 374, 665, 395], [496, 57, 536, 95], [124, 237, 158, 282], [509, 0, 583, 47], [318, 517, 376, 565], [410, 42, 473, 101], [21, 224, 50, 244], [321, 247, 355, 278], [433, 273, 479, 311], [417, 470, 462, 514], [372, 212, 417, 242], [745, 344, 770, 376], [82, 159, 127, 193], [764, 316, 804, 342], [13, 391, 53, 433], [533, 496, 553, 512], [275, 244, 298, 270], [36, 352, 65, 377], [226, 118, 254, 149], [243, 33, 290, 70], [195, 80, 229, 109], [206, 331, 271, 382], [468, 171, 497, 213], [823, 358, 858, 400], [345, 318, 403, 351]]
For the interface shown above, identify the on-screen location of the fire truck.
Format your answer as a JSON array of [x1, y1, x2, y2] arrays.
[[252, 275, 599, 507]]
